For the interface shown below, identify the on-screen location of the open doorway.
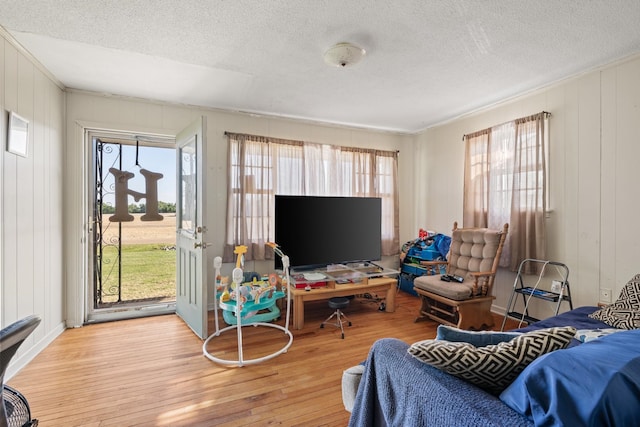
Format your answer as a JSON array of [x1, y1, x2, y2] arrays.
[[86, 129, 177, 323]]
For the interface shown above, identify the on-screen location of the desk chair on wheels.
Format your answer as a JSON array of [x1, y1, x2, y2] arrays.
[[321, 297, 352, 339]]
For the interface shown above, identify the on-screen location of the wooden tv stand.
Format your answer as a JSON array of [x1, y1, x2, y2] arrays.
[[289, 276, 397, 330]]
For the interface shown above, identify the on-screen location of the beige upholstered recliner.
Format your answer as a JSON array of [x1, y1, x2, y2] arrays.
[[413, 222, 508, 330]]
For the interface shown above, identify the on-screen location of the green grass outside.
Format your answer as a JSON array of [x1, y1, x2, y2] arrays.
[[100, 243, 176, 304]]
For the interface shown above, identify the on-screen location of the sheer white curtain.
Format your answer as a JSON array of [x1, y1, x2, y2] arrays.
[[463, 112, 548, 272], [463, 129, 491, 227], [224, 133, 399, 262], [510, 115, 548, 272]]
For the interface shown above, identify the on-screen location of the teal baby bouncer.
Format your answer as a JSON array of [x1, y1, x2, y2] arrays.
[[218, 245, 285, 326], [220, 281, 284, 326], [202, 243, 293, 366]]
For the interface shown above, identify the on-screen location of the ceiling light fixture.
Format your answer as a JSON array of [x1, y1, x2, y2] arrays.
[[323, 42, 366, 68]]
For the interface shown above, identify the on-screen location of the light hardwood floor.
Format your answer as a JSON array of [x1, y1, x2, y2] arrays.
[[8, 289, 516, 426]]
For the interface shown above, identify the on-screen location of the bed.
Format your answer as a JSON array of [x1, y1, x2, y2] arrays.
[[345, 305, 640, 426]]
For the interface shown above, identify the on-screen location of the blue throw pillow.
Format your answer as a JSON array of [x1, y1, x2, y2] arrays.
[[500, 328, 640, 427], [436, 324, 522, 347]]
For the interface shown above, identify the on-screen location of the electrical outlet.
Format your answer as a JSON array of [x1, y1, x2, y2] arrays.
[[600, 288, 612, 303], [551, 280, 563, 294]]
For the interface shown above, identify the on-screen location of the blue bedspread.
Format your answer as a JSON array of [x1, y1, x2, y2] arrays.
[[514, 306, 611, 347], [348, 306, 616, 427], [501, 329, 640, 426], [347, 338, 534, 427], [514, 306, 608, 331]]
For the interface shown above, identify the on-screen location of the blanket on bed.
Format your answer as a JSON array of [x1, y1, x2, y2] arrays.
[[348, 306, 615, 426], [514, 306, 611, 346], [347, 338, 533, 427]]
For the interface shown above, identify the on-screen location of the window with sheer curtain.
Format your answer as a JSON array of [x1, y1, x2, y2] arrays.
[[463, 112, 549, 272], [224, 133, 399, 263]]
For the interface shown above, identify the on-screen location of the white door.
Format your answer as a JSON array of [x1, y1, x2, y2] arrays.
[[175, 116, 208, 339]]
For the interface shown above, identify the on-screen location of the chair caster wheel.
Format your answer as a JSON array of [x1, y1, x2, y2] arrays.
[[320, 324, 324, 328], [348, 322, 352, 326], [341, 333, 344, 339]]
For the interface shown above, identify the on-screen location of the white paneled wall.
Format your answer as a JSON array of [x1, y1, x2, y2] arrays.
[[63, 91, 407, 327], [415, 53, 640, 320], [604, 59, 640, 294], [1, 31, 66, 378]]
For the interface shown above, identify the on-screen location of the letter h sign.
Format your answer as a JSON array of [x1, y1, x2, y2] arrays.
[[109, 168, 164, 222]]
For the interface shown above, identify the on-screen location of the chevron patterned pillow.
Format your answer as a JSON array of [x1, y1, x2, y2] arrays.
[[408, 326, 576, 395], [589, 273, 640, 329]]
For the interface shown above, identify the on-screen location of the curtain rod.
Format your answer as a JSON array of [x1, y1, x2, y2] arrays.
[[462, 111, 551, 141], [224, 131, 400, 154]]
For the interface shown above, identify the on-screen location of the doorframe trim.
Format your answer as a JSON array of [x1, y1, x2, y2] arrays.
[[67, 120, 179, 327]]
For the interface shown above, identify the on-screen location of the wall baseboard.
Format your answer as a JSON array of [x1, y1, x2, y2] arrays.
[[6, 320, 66, 381]]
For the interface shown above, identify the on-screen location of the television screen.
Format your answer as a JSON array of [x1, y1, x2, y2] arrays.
[[274, 195, 382, 271]]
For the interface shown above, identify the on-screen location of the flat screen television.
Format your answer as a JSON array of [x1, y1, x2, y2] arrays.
[[274, 195, 382, 271]]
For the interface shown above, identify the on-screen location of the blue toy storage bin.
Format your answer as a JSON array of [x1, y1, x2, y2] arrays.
[[399, 272, 418, 296], [402, 262, 427, 276], [406, 246, 440, 261], [399, 262, 446, 296], [399, 233, 450, 296]]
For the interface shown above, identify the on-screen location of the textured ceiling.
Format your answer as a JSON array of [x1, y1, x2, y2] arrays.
[[2, 1, 640, 133]]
